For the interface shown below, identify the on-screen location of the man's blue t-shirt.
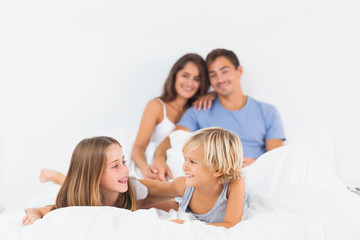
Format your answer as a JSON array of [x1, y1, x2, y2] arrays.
[[178, 97, 285, 159]]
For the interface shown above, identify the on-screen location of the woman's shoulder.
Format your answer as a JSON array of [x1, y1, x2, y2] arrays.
[[144, 99, 164, 114], [147, 98, 163, 107], [139, 99, 165, 125]]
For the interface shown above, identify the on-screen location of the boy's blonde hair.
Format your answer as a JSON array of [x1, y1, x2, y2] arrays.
[[182, 127, 243, 184]]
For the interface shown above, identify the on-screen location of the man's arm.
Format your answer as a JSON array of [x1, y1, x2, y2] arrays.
[[265, 139, 283, 151], [152, 126, 190, 181], [243, 139, 284, 167], [263, 104, 285, 152], [243, 104, 285, 167]]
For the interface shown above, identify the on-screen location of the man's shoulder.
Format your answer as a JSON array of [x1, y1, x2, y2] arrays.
[[248, 96, 277, 112]]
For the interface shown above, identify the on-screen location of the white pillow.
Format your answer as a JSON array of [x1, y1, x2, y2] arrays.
[[245, 144, 346, 201], [168, 130, 191, 151], [166, 130, 191, 178]]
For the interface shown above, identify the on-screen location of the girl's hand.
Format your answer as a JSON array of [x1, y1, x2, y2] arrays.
[[170, 219, 185, 224], [22, 209, 42, 226], [192, 92, 217, 110]]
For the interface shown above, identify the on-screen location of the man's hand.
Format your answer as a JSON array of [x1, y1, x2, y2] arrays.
[[243, 157, 256, 167]]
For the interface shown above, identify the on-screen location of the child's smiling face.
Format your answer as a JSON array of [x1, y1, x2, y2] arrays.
[[100, 144, 129, 202], [182, 149, 218, 187]]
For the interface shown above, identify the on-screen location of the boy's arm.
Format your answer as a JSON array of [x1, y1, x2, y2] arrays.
[[207, 178, 246, 229], [22, 205, 54, 225], [140, 177, 186, 197]]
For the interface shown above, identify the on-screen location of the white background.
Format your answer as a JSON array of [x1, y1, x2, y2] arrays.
[[1, 0, 359, 209]]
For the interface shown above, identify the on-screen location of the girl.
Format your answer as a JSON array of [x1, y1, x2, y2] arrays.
[[140, 127, 246, 228], [22, 136, 143, 225]]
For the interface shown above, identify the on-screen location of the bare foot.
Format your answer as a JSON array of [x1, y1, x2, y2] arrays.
[[39, 169, 56, 183], [39, 169, 65, 185]]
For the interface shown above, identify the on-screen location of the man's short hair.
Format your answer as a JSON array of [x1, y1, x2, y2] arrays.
[[205, 48, 240, 69]]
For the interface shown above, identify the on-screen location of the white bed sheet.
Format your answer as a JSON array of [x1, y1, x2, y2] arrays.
[[1, 143, 360, 240]]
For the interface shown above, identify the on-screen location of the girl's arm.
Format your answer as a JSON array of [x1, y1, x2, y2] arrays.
[[131, 99, 162, 180], [22, 205, 54, 226], [140, 177, 186, 197], [208, 177, 246, 229]]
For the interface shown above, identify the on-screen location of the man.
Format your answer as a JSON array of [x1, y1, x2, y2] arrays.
[[153, 48, 285, 181]]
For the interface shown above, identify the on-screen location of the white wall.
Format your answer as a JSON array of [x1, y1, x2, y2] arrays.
[[1, 0, 359, 209]]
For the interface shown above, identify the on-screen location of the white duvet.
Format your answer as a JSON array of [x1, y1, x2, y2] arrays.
[[1, 144, 360, 240]]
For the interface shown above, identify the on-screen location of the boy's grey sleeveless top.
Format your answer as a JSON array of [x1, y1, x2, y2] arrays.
[[178, 183, 229, 223]]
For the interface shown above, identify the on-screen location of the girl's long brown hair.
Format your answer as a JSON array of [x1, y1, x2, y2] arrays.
[[55, 136, 137, 211], [159, 53, 210, 108]]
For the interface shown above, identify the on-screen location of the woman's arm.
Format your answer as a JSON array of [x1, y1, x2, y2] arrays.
[[22, 205, 54, 226], [140, 177, 186, 197], [207, 178, 246, 229], [152, 136, 172, 181], [192, 91, 217, 110], [132, 100, 162, 179], [153, 125, 190, 181]]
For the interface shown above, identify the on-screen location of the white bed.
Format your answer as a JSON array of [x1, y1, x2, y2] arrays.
[[1, 132, 360, 240]]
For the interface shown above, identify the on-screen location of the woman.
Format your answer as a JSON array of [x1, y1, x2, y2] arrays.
[[131, 53, 211, 180]]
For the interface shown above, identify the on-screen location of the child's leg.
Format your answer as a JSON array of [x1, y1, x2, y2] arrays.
[[39, 169, 66, 185]]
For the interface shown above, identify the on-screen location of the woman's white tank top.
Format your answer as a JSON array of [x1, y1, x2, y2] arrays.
[[150, 99, 176, 145]]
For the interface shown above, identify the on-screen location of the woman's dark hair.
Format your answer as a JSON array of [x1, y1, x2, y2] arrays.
[[159, 53, 209, 108]]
